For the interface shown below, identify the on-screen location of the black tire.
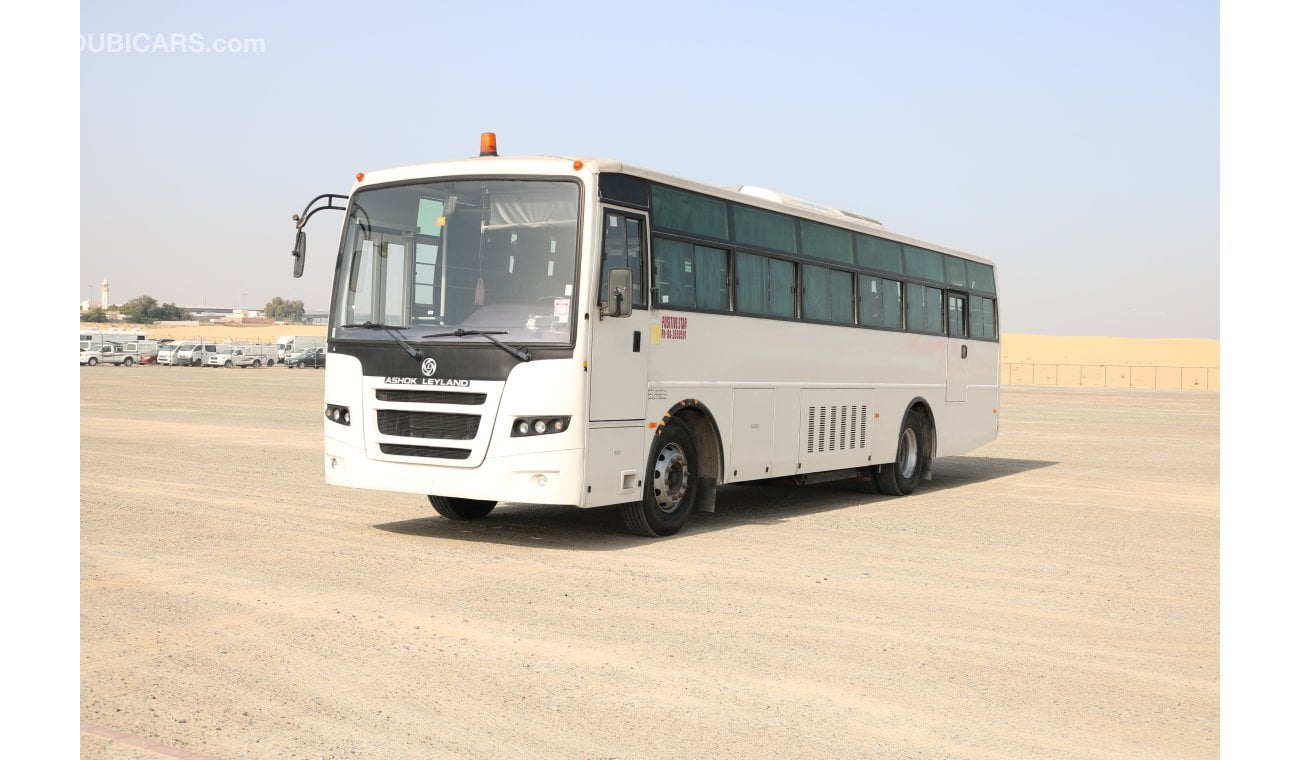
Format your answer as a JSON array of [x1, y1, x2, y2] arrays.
[[253, 360, 262, 368], [428, 495, 496, 520], [876, 409, 926, 496], [87, 357, 98, 366], [622, 422, 699, 537]]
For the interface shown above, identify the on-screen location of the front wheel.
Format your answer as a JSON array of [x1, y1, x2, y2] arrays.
[[253, 359, 262, 368], [622, 422, 699, 537], [122, 357, 133, 367], [428, 495, 496, 520], [87, 357, 98, 366], [876, 409, 927, 496]]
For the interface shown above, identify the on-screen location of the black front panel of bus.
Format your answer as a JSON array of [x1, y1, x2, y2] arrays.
[[330, 342, 573, 382]]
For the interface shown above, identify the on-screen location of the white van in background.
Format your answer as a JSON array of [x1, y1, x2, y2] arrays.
[[206, 344, 279, 368], [175, 342, 225, 366]]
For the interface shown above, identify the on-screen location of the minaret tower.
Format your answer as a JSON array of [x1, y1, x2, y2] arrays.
[[101, 279, 109, 309]]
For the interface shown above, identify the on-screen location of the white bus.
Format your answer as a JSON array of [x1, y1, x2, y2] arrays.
[[290, 133, 999, 536]]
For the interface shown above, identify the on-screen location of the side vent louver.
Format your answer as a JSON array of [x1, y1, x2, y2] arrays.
[[805, 404, 871, 454]]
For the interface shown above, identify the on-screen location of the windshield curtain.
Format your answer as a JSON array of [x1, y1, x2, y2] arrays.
[[331, 179, 581, 344]]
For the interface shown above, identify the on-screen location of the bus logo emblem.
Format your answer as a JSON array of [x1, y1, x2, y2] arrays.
[[421, 358, 437, 377]]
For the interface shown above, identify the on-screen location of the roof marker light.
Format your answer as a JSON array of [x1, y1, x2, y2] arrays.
[[356, 172, 365, 182], [480, 132, 498, 157], [573, 160, 583, 171]]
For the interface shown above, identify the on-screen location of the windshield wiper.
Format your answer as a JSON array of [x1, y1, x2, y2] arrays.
[[341, 322, 423, 358], [425, 329, 531, 362]]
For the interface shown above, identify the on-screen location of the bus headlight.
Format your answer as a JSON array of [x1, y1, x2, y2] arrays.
[[512, 416, 571, 437], [326, 404, 351, 426]]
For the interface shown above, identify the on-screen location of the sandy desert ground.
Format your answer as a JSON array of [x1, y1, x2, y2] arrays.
[[80, 367, 1219, 759]]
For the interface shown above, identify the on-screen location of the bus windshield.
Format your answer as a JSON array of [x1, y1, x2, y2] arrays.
[[332, 178, 580, 344]]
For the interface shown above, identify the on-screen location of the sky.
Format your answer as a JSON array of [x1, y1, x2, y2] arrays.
[[78, 0, 1220, 338]]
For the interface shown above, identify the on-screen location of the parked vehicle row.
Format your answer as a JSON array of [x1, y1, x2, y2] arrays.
[[79, 340, 159, 366], [81, 334, 327, 369]]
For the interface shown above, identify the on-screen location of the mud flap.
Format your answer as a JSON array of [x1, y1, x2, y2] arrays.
[[696, 476, 717, 513]]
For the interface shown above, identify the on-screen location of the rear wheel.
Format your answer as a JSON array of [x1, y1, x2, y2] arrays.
[[122, 357, 133, 367], [428, 495, 496, 520], [622, 422, 699, 537], [876, 409, 926, 496]]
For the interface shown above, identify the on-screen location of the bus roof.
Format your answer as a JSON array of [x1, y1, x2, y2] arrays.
[[351, 155, 995, 268]]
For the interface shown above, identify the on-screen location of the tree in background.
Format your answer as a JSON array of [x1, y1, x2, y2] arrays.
[[117, 295, 189, 323], [83, 306, 108, 323], [265, 297, 306, 323]]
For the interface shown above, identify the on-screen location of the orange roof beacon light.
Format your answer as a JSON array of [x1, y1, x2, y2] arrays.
[[355, 172, 365, 182], [479, 132, 498, 157]]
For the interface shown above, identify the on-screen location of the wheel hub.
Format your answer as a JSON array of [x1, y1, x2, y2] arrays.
[[653, 442, 690, 513], [899, 428, 919, 479]]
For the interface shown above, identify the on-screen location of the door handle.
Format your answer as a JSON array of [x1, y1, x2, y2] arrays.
[[633, 331, 641, 352], [961, 344, 968, 359]]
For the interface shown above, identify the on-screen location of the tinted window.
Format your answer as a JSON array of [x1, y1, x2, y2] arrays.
[[800, 221, 853, 265], [802, 264, 830, 322], [859, 274, 902, 329], [735, 252, 767, 315], [651, 238, 730, 311], [829, 269, 854, 324], [651, 185, 729, 240], [903, 245, 945, 283], [947, 293, 968, 337], [856, 234, 904, 274], [734, 205, 797, 253], [970, 296, 998, 339], [736, 252, 795, 318], [944, 256, 967, 288], [905, 283, 944, 335], [968, 262, 997, 295]]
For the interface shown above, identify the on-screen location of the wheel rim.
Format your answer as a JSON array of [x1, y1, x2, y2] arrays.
[[898, 427, 919, 479], [652, 442, 690, 513]]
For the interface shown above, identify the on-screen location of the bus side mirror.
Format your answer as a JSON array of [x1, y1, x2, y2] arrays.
[[603, 268, 633, 318], [292, 230, 307, 278]]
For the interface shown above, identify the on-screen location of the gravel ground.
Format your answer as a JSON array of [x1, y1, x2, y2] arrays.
[[81, 365, 1219, 759]]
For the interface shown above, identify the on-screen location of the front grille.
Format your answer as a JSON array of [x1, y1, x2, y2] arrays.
[[377, 410, 480, 440], [375, 389, 487, 405], [379, 443, 472, 460]]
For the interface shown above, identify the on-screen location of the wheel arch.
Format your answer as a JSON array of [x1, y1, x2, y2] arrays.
[[656, 398, 723, 513]]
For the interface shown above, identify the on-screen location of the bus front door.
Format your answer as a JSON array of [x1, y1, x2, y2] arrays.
[[590, 209, 649, 421], [586, 209, 650, 504]]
